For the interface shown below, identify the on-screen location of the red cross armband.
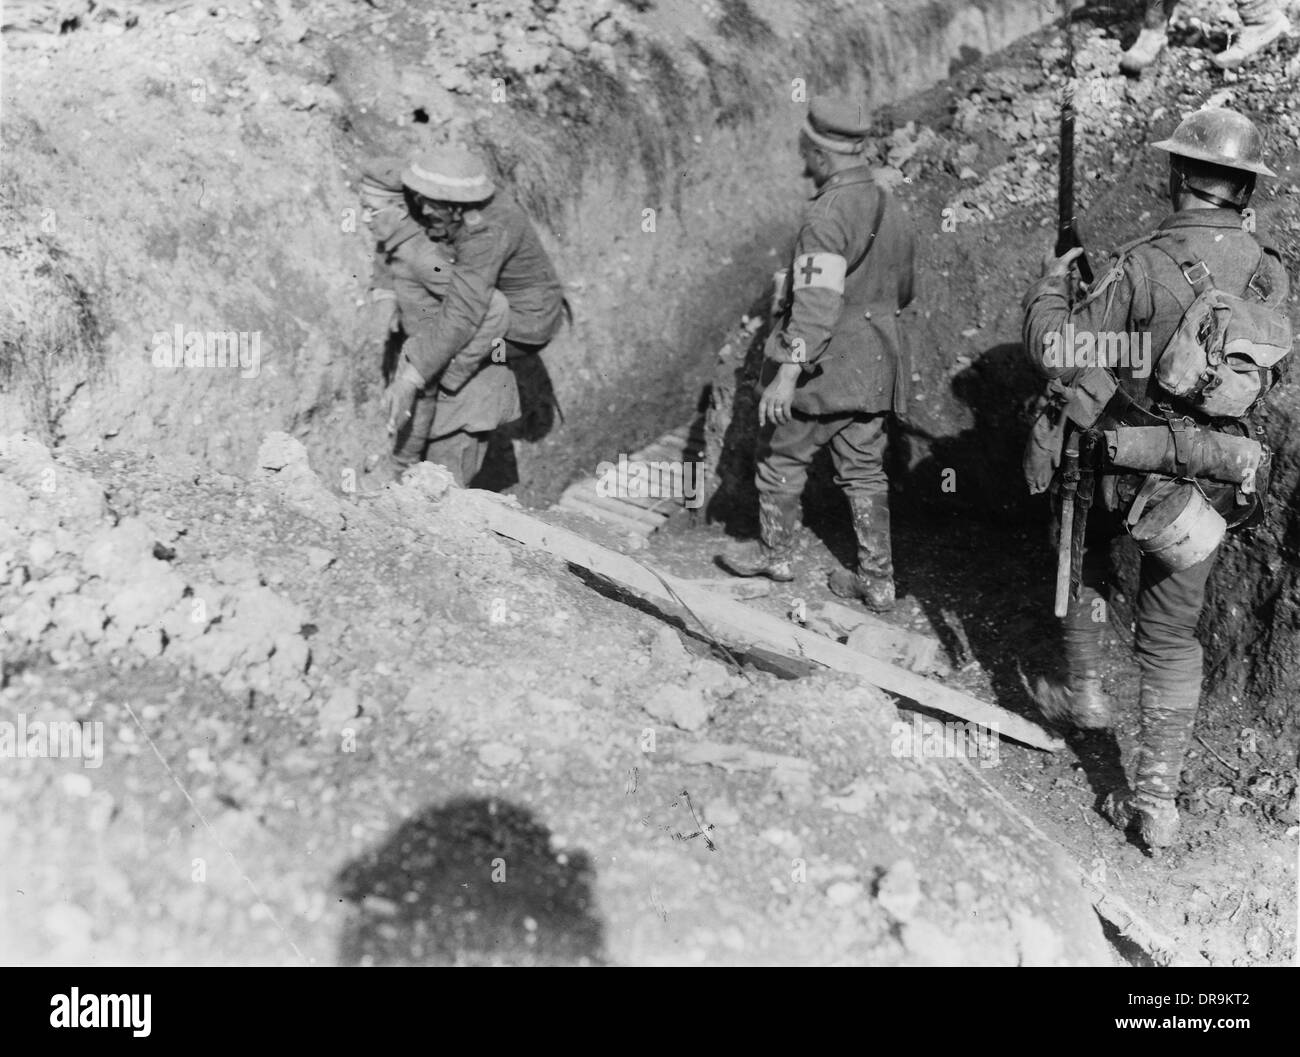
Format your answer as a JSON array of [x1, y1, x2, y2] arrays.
[[792, 252, 846, 294]]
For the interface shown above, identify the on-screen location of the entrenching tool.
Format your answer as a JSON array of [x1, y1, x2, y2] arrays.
[[1054, 429, 1101, 618], [1054, 429, 1080, 618], [1070, 429, 1100, 597]]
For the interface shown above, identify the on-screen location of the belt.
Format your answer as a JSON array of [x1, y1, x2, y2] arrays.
[[1105, 383, 1225, 433]]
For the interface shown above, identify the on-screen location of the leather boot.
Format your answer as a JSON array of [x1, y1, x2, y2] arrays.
[[1104, 684, 1197, 848], [828, 491, 895, 613], [1033, 587, 1116, 730], [719, 495, 799, 582], [1101, 788, 1180, 850], [1120, 24, 1168, 74], [1211, 7, 1290, 69]]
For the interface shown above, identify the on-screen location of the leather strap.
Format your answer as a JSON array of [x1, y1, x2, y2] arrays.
[[1150, 235, 1215, 297], [846, 186, 889, 277], [1244, 245, 1271, 303], [1105, 384, 1169, 427], [1168, 416, 1196, 475], [1184, 185, 1241, 211], [1125, 473, 1167, 531]]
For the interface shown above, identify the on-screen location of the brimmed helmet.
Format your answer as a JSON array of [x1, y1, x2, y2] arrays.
[[1151, 108, 1276, 178], [401, 147, 495, 203]]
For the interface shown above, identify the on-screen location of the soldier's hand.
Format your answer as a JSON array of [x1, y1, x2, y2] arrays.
[[385, 359, 425, 436], [1042, 245, 1084, 279], [758, 368, 799, 428]]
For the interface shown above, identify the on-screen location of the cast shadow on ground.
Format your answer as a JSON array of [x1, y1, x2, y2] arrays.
[[705, 335, 1130, 798], [900, 342, 1129, 797], [335, 796, 605, 966]]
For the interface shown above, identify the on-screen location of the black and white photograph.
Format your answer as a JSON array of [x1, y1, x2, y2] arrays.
[[1, 0, 1297, 996]]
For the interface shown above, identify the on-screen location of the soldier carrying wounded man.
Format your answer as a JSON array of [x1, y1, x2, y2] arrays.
[[361, 146, 565, 486]]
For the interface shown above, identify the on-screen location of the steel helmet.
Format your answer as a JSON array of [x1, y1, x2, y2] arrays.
[[401, 147, 495, 203], [1151, 107, 1276, 178]]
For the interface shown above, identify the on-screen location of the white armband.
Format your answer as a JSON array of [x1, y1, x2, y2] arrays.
[[791, 252, 846, 293]]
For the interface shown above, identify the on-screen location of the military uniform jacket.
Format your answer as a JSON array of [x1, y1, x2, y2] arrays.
[[1021, 207, 1290, 516], [401, 192, 565, 383], [766, 167, 918, 415], [371, 214, 519, 437]]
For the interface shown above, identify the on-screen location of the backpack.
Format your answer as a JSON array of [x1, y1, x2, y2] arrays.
[[1150, 238, 1292, 419]]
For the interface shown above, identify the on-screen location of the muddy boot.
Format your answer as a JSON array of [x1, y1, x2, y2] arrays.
[[1120, 24, 1168, 74], [1102, 788, 1181, 849], [1033, 589, 1116, 730], [828, 491, 895, 613], [1106, 686, 1198, 848], [718, 495, 798, 582], [1034, 676, 1115, 731], [1211, 7, 1290, 69]]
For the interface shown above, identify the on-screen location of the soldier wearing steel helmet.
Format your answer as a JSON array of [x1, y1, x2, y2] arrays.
[[1022, 108, 1290, 850], [377, 146, 565, 485], [719, 96, 918, 613]]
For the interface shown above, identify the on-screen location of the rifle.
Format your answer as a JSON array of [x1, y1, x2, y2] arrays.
[[1057, 4, 1094, 287]]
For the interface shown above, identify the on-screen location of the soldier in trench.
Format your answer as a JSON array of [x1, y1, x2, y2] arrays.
[[719, 97, 918, 613], [1022, 108, 1289, 849], [365, 147, 566, 486]]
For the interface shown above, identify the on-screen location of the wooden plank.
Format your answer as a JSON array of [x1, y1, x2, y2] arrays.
[[583, 434, 702, 511], [556, 495, 663, 536], [558, 488, 665, 528], [612, 489, 686, 512], [680, 577, 773, 599], [466, 494, 1064, 751], [814, 601, 951, 677], [556, 501, 659, 537]]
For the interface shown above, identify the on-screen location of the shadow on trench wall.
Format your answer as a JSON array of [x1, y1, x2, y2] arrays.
[[335, 796, 605, 967], [474, 355, 565, 493]]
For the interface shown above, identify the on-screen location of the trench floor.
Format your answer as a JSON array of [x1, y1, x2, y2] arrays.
[[641, 487, 1299, 966]]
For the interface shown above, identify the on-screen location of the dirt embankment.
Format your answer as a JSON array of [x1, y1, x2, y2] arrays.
[[0, 432, 1114, 965], [1, 0, 1054, 502]]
